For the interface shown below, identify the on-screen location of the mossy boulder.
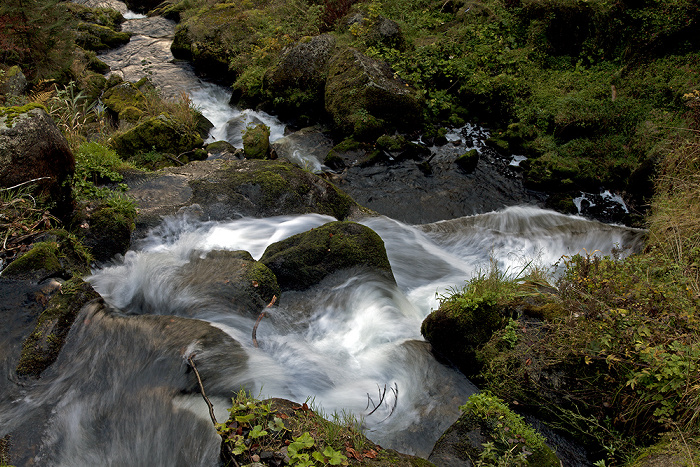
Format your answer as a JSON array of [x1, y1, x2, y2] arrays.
[[263, 34, 337, 113], [455, 149, 479, 173], [66, 2, 125, 30], [0, 105, 75, 219], [188, 159, 361, 221], [109, 113, 204, 159], [16, 278, 100, 378], [429, 392, 560, 467], [76, 202, 136, 263], [2, 229, 91, 282], [75, 22, 131, 52], [421, 295, 508, 377], [176, 250, 279, 317], [102, 78, 152, 120], [628, 433, 700, 467], [260, 221, 395, 291], [243, 124, 271, 160], [325, 47, 423, 138]]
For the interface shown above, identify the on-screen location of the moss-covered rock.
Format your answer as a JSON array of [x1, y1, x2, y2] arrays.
[[455, 149, 479, 173], [16, 278, 100, 378], [0, 65, 28, 97], [77, 202, 136, 263], [243, 123, 271, 160], [109, 113, 204, 159], [75, 22, 131, 52], [628, 433, 700, 467], [263, 34, 336, 114], [421, 293, 508, 376], [102, 80, 148, 117], [188, 159, 361, 221], [260, 221, 394, 291], [2, 229, 91, 281], [66, 2, 125, 31], [325, 47, 423, 138]]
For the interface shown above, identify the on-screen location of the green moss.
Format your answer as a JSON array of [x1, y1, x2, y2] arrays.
[[109, 114, 204, 158], [102, 82, 146, 116], [75, 22, 131, 51], [16, 278, 100, 378], [244, 261, 281, 305], [2, 242, 62, 280], [455, 149, 479, 173], [0, 103, 46, 128]]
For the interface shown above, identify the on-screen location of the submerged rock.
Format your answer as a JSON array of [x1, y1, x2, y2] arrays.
[[260, 221, 395, 291], [176, 250, 279, 317]]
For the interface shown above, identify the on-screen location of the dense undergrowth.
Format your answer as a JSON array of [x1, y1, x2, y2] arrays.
[[428, 105, 700, 464]]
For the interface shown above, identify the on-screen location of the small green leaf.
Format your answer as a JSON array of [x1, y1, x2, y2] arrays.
[[249, 424, 268, 439]]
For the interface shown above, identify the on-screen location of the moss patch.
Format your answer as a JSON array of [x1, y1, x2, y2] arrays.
[[16, 277, 100, 378]]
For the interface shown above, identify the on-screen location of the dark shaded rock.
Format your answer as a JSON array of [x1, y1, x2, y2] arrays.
[[429, 396, 560, 467], [421, 296, 507, 377], [16, 278, 100, 378], [325, 47, 423, 138], [76, 202, 136, 263], [346, 13, 406, 49], [176, 250, 279, 317], [0, 105, 75, 219], [455, 149, 479, 173], [123, 0, 163, 14], [206, 140, 242, 160], [260, 221, 394, 291]]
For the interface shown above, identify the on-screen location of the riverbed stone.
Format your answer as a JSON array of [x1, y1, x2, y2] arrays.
[[243, 123, 271, 160], [75, 22, 131, 51], [0, 66, 28, 99], [260, 221, 395, 291]]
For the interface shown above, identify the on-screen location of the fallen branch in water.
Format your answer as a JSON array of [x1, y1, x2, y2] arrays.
[[252, 295, 277, 348], [365, 382, 399, 421], [186, 353, 217, 425]]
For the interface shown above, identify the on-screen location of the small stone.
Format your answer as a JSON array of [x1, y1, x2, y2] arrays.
[[251, 454, 260, 462]]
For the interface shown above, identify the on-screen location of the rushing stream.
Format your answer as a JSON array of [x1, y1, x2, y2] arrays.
[[0, 6, 648, 466]]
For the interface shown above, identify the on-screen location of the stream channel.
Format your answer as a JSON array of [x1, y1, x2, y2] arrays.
[[0, 7, 647, 466]]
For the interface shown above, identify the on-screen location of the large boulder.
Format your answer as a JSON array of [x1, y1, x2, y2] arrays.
[[260, 221, 395, 291], [75, 22, 131, 52], [0, 104, 75, 219], [125, 159, 365, 238], [109, 113, 204, 158], [325, 47, 423, 138], [263, 34, 337, 112]]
